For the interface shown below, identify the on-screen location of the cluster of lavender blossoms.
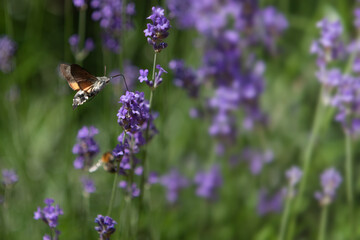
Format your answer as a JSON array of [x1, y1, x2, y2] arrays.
[[90, 0, 136, 53], [311, 13, 360, 136], [167, 0, 288, 154], [194, 165, 223, 200], [34, 198, 63, 239], [144, 7, 171, 52], [72, 126, 100, 170], [0, 35, 16, 73], [117, 91, 151, 133], [94, 215, 117, 240], [1, 169, 18, 187], [159, 169, 189, 203], [314, 168, 342, 206], [257, 188, 284, 216], [139, 65, 167, 89]]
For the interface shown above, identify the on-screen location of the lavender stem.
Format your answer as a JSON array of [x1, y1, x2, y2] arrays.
[[107, 132, 127, 216], [317, 205, 328, 240], [345, 133, 355, 240]]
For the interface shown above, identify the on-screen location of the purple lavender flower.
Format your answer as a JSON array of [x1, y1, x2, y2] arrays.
[[314, 167, 342, 206], [90, 0, 135, 53], [166, 0, 194, 29], [194, 165, 222, 200], [68, 34, 95, 56], [169, 59, 199, 98], [257, 189, 284, 216], [2, 169, 18, 186], [34, 198, 63, 229], [241, 148, 274, 175], [330, 75, 360, 136], [72, 126, 100, 170], [73, 0, 86, 8], [285, 166, 302, 187], [144, 6, 171, 52], [160, 169, 189, 203], [117, 91, 151, 133], [94, 215, 117, 240], [310, 18, 344, 66], [81, 176, 96, 194], [148, 172, 159, 184], [354, 8, 360, 29], [138, 65, 167, 88], [138, 69, 149, 83], [118, 181, 140, 197], [0, 35, 16, 73]]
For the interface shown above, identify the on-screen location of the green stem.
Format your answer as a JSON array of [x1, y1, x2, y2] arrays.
[[278, 189, 292, 240], [76, 5, 87, 65], [288, 86, 326, 238], [4, 0, 13, 37], [139, 52, 158, 206], [107, 132, 127, 216], [64, 0, 73, 62], [317, 205, 328, 240], [345, 133, 355, 240], [297, 86, 325, 203]]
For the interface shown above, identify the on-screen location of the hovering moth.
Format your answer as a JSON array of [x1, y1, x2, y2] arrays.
[[59, 64, 126, 109]]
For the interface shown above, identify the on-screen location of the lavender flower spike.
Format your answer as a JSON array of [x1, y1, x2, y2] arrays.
[[72, 126, 100, 170], [2, 169, 18, 186], [94, 215, 117, 240], [314, 167, 342, 206], [0, 35, 17, 73], [144, 6, 171, 52], [194, 165, 223, 200], [34, 198, 63, 230], [117, 91, 151, 133]]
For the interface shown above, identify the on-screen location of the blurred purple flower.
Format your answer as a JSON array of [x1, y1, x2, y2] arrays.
[[117, 91, 151, 133], [0, 35, 16, 73], [194, 165, 222, 200], [314, 167, 342, 206], [81, 176, 96, 194], [72, 126, 100, 170], [160, 169, 189, 203], [148, 172, 159, 184], [34, 198, 63, 229], [73, 0, 86, 8], [118, 181, 140, 197], [91, 0, 135, 53], [2, 169, 18, 186], [94, 215, 117, 240], [144, 6, 171, 52], [242, 148, 274, 175], [169, 59, 199, 98], [85, 38, 95, 52], [285, 166, 302, 187], [257, 189, 283, 216], [310, 18, 344, 67], [354, 8, 360, 28]]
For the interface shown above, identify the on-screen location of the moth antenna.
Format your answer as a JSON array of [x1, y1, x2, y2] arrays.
[[104, 65, 107, 76], [110, 73, 129, 91]]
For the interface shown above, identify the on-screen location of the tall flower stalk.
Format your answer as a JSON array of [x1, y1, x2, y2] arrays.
[[278, 166, 302, 240], [138, 6, 170, 210]]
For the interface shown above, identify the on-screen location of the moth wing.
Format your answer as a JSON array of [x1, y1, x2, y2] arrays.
[[59, 64, 80, 91], [70, 64, 98, 93]]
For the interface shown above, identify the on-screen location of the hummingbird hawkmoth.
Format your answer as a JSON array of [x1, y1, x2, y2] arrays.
[[59, 64, 127, 109]]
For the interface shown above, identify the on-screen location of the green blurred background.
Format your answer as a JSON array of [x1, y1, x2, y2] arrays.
[[0, 0, 359, 239]]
